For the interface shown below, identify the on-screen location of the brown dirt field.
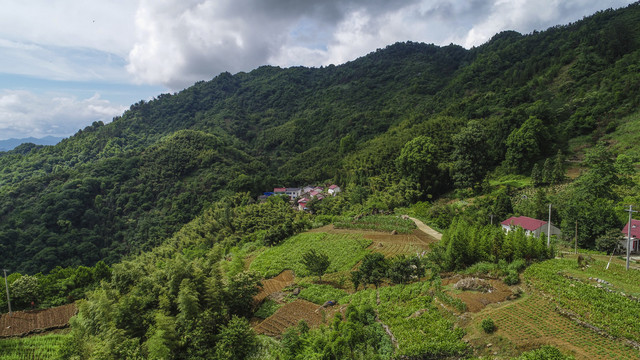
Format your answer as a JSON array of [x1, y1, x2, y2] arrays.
[[254, 270, 295, 304], [442, 276, 516, 313], [467, 293, 640, 359], [253, 299, 331, 337], [0, 303, 77, 338], [365, 229, 438, 258]]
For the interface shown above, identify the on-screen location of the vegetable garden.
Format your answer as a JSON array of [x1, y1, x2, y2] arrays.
[[249, 232, 371, 278], [0, 333, 69, 360], [475, 293, 639, 359]]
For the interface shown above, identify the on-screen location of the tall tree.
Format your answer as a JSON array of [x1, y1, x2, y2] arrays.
[[504, 116, 550, 173], [396, 136, 443, 197], [300, 249, 330, 282], [451, 120, 490, 190]]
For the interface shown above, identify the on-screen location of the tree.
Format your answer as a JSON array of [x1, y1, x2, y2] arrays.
[[300, 249, 330, 282], [551, 150, 566, 184], [504, 116, 550, 173], [387, 255, 424, 284], [214, 316, 257, 360], [542, 158, 553, 184], [451, 120, 489, 190], [396, 136, 442, 196], [531, 163, 543, 187], [595, 229, 624, 253], [358, 253, 388, 288], [225, 271, 261, 318], [10, 275, 40, 308]]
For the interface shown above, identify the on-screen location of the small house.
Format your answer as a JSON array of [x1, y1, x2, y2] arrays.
[[285, 188, 302, 199], [621, 219, 640, 253], [328, 185, 341, 196], [274, 187, 286, 195], [500, 216, 561, 237]]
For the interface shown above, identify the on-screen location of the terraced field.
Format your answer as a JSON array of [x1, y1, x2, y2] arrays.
[[366, 232, 433, 258], [254, 270, 295, 304], [0, 303, 76, 338], [253, 299, 331, 337], [475, 293, 639, 359]]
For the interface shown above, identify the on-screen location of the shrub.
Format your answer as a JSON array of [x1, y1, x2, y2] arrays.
[[504, 270, 520, 285], [481, 318, 497, 334]]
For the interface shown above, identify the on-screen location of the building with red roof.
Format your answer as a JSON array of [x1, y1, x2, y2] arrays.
[[501, 216, 561, 237], [621, 219, 640, 252]]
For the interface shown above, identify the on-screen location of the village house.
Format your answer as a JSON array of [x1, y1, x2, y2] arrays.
[[501, 216, 561, 237], [621, 219, 640, 253], [328, 184, 341, 196]]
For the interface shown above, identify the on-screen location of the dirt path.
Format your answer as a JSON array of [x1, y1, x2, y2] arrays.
[[408, 217, 442, 240]]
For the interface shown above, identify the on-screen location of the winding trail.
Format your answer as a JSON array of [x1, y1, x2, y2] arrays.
[[408, 217, 442, 240]]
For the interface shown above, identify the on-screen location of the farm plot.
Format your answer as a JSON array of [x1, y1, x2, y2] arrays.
[[254, 270, 295, 304], [475, 294, 639, 360], [0, 333, 69, 359], [524, 259, 640, 344], [365, 233, 433, 258], [253, 299, 330, 337], [250, 233, 371, 278], [0, 303, 76, 338], [346, 281, 469, 359], [442, 277, 516, 312]]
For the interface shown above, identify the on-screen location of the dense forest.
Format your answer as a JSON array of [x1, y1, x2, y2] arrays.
[[0, 3, 639, 276]]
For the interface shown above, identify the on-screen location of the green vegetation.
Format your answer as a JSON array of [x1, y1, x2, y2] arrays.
[[249, 233, 371, 278], [333, 215, 417, 233], [0, 333, 68, 360], [430, 218, 553, 272], [481, 318, 497, 334], [347, 281, 469, 358], [278, 308, 394, 359], [297, 284, 348, 305], [524, 258, 640, 343], [254, 299, 282, 319], [300, 249, 330, 282]]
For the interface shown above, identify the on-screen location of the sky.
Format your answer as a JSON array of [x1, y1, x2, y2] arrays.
[[0, 0, 635, 140]]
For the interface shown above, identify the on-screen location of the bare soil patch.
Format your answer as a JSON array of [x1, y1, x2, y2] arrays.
[[254, 270, 295, 304], [0, 303, 77, 338], [443, 276, 516, 313], [253, 299, 344, 337]]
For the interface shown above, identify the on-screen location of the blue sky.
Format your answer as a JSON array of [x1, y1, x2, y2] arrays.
[[0, 0, 635, 140]]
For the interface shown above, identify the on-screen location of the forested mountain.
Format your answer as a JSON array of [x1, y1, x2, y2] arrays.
[[1, 3, 640, 274], [0, 136, 63, 151]]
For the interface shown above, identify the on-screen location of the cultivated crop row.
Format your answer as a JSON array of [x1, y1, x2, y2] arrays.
[[480, 294, 638, 359], [524, 259, 640, 344], [250, 232, 372, 278]]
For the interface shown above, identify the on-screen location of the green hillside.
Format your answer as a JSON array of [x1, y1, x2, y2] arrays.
[[0, 3, 639, 281]]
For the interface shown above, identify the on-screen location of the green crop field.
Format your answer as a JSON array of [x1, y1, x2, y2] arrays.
[[0, 333, 69, 360], [333, 215, 417, 234], [346, 281, 469, 358], [249, 232, 372, 278], [476, 293, 639, 359], [524, 258, 640, 344]]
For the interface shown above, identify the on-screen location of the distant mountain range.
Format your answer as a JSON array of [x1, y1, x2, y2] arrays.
[[0, 136, 64, 151]]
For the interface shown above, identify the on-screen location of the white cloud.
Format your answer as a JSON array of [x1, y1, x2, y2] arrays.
[[126, 0, 635, 90], [0, 90, 126, 140]]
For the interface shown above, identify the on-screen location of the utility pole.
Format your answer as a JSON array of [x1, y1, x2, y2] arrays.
[[574, 221, 578, 255], [547, 203, 552, 248], [625, 205, 637, 271], [2, 269, 11, 316], [489, 214, 495, 225]]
